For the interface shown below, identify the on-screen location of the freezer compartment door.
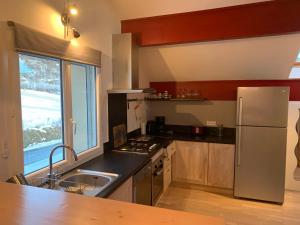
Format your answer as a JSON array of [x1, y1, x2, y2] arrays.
[[234, 126, 287, 203], [237, 87, 289, 127]]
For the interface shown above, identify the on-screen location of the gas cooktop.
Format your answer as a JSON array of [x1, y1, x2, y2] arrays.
[[113, 136, 160, 155]]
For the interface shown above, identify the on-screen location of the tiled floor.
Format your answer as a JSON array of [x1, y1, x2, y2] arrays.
[[157, 182, 300, 225]]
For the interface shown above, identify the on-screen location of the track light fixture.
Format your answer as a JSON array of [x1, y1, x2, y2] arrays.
[[61, 0, 80, 40], [72, 28, 80, 39]]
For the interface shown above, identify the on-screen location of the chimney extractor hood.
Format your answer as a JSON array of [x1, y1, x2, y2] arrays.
[[108, 33, 155, 94]]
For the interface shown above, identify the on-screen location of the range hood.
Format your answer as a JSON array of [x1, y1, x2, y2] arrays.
[[108, 33, 155, 94]]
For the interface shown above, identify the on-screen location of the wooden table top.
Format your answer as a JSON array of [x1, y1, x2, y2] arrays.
[[0, 182, 224, 225]]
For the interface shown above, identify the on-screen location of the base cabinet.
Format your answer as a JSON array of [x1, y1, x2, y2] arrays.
[[108, 177, 133, 203], [172, 141, 235, 189], [172, 141, 209, 185], [163, 141, 176, 192], [207, 143, 235, 189]]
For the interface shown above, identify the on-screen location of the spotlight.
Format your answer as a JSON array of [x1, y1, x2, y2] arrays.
[[72, 28, 80, 39], [69, 5, 78, 16], [61, 1, 81, 39]]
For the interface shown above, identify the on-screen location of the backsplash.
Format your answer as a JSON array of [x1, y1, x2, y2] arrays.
[[147, 100, 236, 128]]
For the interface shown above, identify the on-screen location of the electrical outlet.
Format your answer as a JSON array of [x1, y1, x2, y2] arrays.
[[206, 121, 217, 127], [1, 142, 9, 159]]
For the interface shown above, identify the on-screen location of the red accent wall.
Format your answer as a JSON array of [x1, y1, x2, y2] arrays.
[[122, 0, 300, 46], [150, 80, 300, 101]]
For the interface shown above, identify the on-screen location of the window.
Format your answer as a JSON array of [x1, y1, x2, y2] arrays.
[[289, 66, 300, 79], [19, 54, 64, 175], [19, 54, 99, 175], [70, 63, 97, 154], [289, 52, 300, 79], [296, 52, 300, 63]]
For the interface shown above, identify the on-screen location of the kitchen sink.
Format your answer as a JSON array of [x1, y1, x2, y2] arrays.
[[51, 169, 119, 196], [59, 174, 110, 188]]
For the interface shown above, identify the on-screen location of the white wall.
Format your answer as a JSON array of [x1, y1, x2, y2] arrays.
[[286, 102, 300, 191], [127, 93, 148, 133], [0, 0, 120, 180], [148, 101, 236, 127], [0, 22, 23, 181], [0, 0, 121, 143], [139, 34, 300, 88], [111, 0, 270, 20]]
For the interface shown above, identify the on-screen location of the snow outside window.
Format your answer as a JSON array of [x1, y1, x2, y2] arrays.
[[19, 54, 64, 175], [19, 54, 99, 175]]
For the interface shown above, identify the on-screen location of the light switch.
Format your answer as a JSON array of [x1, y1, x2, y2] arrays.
[[206, 121, 217, 127]]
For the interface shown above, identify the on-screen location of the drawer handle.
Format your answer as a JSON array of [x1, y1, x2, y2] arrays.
[[154, 168, 164, 176]]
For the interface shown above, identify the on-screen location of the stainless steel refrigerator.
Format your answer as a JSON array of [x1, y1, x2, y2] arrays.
[[234, 87, 289, 204]]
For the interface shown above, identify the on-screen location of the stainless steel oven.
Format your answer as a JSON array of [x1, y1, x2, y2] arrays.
[[151, 150, 164, 205]]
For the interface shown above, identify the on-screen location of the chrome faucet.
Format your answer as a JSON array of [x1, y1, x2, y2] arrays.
[[48, 145, 78, 189]]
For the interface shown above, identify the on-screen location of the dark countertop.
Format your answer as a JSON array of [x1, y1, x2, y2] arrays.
[[74, 126, 234, 198], [147, 125, 236, 145], [151, 133, 236, 145], [78, 151, 150, 198]]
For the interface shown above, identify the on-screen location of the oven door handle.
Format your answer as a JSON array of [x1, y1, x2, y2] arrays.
[[154, 168, 164, 176]]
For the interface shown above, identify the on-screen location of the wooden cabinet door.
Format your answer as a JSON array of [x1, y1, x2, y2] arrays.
[[108, 177, 133, 202], [208, 143, 235, 189], [163, 163, 172, 192], [172, 141, 209, 185], [163, 141, 176, 192], [167, 141, 176, 155]]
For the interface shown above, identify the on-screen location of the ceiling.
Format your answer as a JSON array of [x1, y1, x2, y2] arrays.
[[138, 34, 300, 85], [109, 0, 300, 83], [110, 0, 271, 20]]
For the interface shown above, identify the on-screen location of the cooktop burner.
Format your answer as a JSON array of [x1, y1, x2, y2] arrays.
[[128, 136, 153, 142]]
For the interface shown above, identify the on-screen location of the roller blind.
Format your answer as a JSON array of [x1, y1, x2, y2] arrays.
[[7, 21, 101, 67]]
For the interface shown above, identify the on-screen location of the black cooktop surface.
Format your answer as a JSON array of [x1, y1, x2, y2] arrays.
[[113, 136, 161, 155]]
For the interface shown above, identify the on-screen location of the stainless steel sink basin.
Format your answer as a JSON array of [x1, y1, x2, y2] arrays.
[[56, 169, 119, 196], [60, 174, 110, 188]]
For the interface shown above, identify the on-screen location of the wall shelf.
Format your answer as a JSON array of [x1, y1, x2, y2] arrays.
[[146, 98, 207, 102]]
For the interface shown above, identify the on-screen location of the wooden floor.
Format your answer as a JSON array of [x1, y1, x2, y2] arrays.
[[156, 182, 300, 225]]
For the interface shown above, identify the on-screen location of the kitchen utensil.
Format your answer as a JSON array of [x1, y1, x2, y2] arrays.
[[113, 124, 127, 148]]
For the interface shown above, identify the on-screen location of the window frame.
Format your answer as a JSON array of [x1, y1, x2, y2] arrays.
[[18, 54, 103, 182], [68, 62, 98, 154], [63, 61, 101, 159], [19, 53, 65, 175]]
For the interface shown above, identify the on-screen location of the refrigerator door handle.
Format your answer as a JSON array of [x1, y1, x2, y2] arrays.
[[236, 97, 243, 166], [236, 126, 242, 166], [238, 97, 243, 125]]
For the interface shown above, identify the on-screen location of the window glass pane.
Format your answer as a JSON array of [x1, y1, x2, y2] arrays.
[[297, 52, 300, 62], [289, 66, 300, 79], [19, 54, 64, 175], [71, 64, 97, 154]]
